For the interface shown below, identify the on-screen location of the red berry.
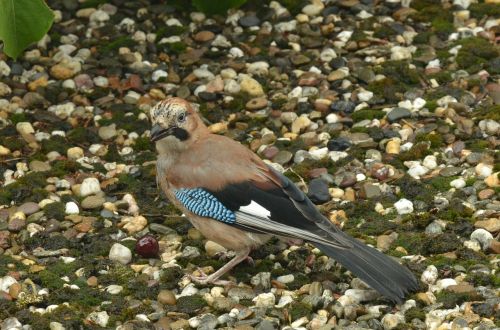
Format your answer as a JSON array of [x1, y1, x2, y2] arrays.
[[135, 235, 159, 258]]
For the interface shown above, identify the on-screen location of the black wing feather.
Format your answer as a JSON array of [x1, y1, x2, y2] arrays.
[[206, 168, 418, 303]]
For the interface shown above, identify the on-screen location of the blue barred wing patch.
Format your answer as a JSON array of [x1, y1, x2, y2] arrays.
[[174, 188, 236, 224]]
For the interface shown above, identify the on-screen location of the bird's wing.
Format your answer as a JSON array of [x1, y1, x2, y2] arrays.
[[165, 137, 352, 249]]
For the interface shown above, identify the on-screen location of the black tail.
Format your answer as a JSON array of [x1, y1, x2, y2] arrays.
[[314, 233, 419, 304]]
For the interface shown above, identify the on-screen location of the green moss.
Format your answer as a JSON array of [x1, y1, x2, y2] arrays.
[[37, 270, 65, 290], [67, 127, 99, 145], [469, 3, 500, 19], [287, 273, 310, 290], [466, 272, 497, 287], [41, 136, 69, 154], [373, 25, 397, 39], [471, 104, 500, 121], [0, 136, 26, 151], [402, 212, 433, 230], [431, 17, 454, 34], [428, 71, 453, 84], [367, 78, 406, 103], [436, 291, 477, 309], [405, 307, 425, 321], [399, 142, 431, 161], [427, 176, 457, 191], [413, 31, 432, 44], [456, 37, 499, 73], [100, 263, 136, 286], [351, 110, 385, 122], [49, 159, 81, 177], [176, 295, 207, 314], [156, 25, 188, 38], [10, 113, 28, 124], [394, 232, 459, 255], [280, 0, 308, 15], [396, 175, 435, 203], [43, 202, 66, 221], [160, 267, 184, 289], [101, 36, 137, 54], [415, 132, 444, 148], [133, 136, 154, 152], [288, 301, 312, 321]]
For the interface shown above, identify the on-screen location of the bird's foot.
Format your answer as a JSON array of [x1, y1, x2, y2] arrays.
[[188, 268, 233, 286]]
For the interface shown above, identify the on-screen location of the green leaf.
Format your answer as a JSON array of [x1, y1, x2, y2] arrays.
[[192, 0, 247, 16], [0, 0, 54, 59]]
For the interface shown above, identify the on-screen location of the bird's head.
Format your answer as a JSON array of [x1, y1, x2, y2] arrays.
[[149, 97, 206, 144]]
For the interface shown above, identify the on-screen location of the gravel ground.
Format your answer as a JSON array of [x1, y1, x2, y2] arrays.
[[0, 0, 499, 329]]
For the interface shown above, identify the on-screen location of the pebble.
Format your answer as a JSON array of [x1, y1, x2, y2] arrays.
[[421, 265, 438, 285], [252, 292, 275, 307], [394, 198, 413, 215], [80, 178, 102, 197], [109, 243, 132, 265], [246, 97, 268, 110], [205, 240, 226, 257], [239, 77, 264, 96], [470, 229, 493, 250], [86, 311, 109, 328], [81, 196, 105, 209], [387, 107, 411, 122], [98, 124, 117, 140], [158, 289, 176, 305], [65, 202, 79, 215]]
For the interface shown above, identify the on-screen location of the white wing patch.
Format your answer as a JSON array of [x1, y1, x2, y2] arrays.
[[239, 200, 271, 218]]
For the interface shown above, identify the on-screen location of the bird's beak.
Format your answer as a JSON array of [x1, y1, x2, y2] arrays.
[[150, 124, 175, 142]]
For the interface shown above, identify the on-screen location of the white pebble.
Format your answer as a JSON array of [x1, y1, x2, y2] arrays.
[[394, 198, 413, 215], [109, 243, 132, 265], [0, 276, 18, 293], [252, 292, 275, 307], [407, 164, 428, 179], [434, 278, 457, 292], [357, 90, 373, 102], [421, 265, 438, 285], [450, 178, 466, 189], [86, 311, 109, 327], [80, 177, 102, 197], [152, 70, 168, 82], [470, 228, 493, 250], [65, 202, 79, 215], [423, 155, 437, 170], [276, 274, 294, 284]]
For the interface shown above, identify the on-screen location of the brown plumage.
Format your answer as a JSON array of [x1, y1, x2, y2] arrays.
[[151, 97, 419, 303]]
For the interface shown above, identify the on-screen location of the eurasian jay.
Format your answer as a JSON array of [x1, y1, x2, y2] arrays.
[[150, 97, 418, 303]]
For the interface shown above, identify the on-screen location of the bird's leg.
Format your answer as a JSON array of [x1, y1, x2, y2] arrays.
[[189, 248, 250, 285]]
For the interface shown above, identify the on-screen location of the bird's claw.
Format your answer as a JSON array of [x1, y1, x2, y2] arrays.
[[187, 268, 234, 286]]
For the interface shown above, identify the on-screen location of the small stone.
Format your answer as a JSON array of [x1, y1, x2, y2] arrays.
[[327, 137, 351, 151], [67, 146, 84, 160], [193, 31, 215, 42], [239, 15, 260, 27], [291, 115, 311, 134], [450, 178, 466, 189], [120, 216, 147, 234], [484, 172, 499, 187], [81, 196, 105, 209], [252, 292, 275, 307], [18, 202, 40, 215], [307, 178, 330, 204], [276, 274, 294, 284], [387, 107, 411, 123], [474, 218, 500, 233], [423, 155, 438, 170], [470, 229, 493, 250], [478, 189, 494, 200], [246, 97, 268, 111], [80, 178, 102, 197], [394, 198, 413, 215], [29, 160, 51, 172], [377, 233, 397, 252], [16, 122, 34, 135], [1, 318, 22, 330], [386, 139, 401, 154], [109, 243, 132, 265], [205, 240, 226, 257], [440, 167, 462, 177], [239, 77, 264, 96], [381, 313, 404, 330], [86, 311, 109, 328], [98, 124, 117, 140], [65, 202, 79, 215], [421, 265, 438, 285], [158, 289, 176, 305]]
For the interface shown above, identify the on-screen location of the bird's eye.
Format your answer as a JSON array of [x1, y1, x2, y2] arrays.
[[177, 112, 186, 122]]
